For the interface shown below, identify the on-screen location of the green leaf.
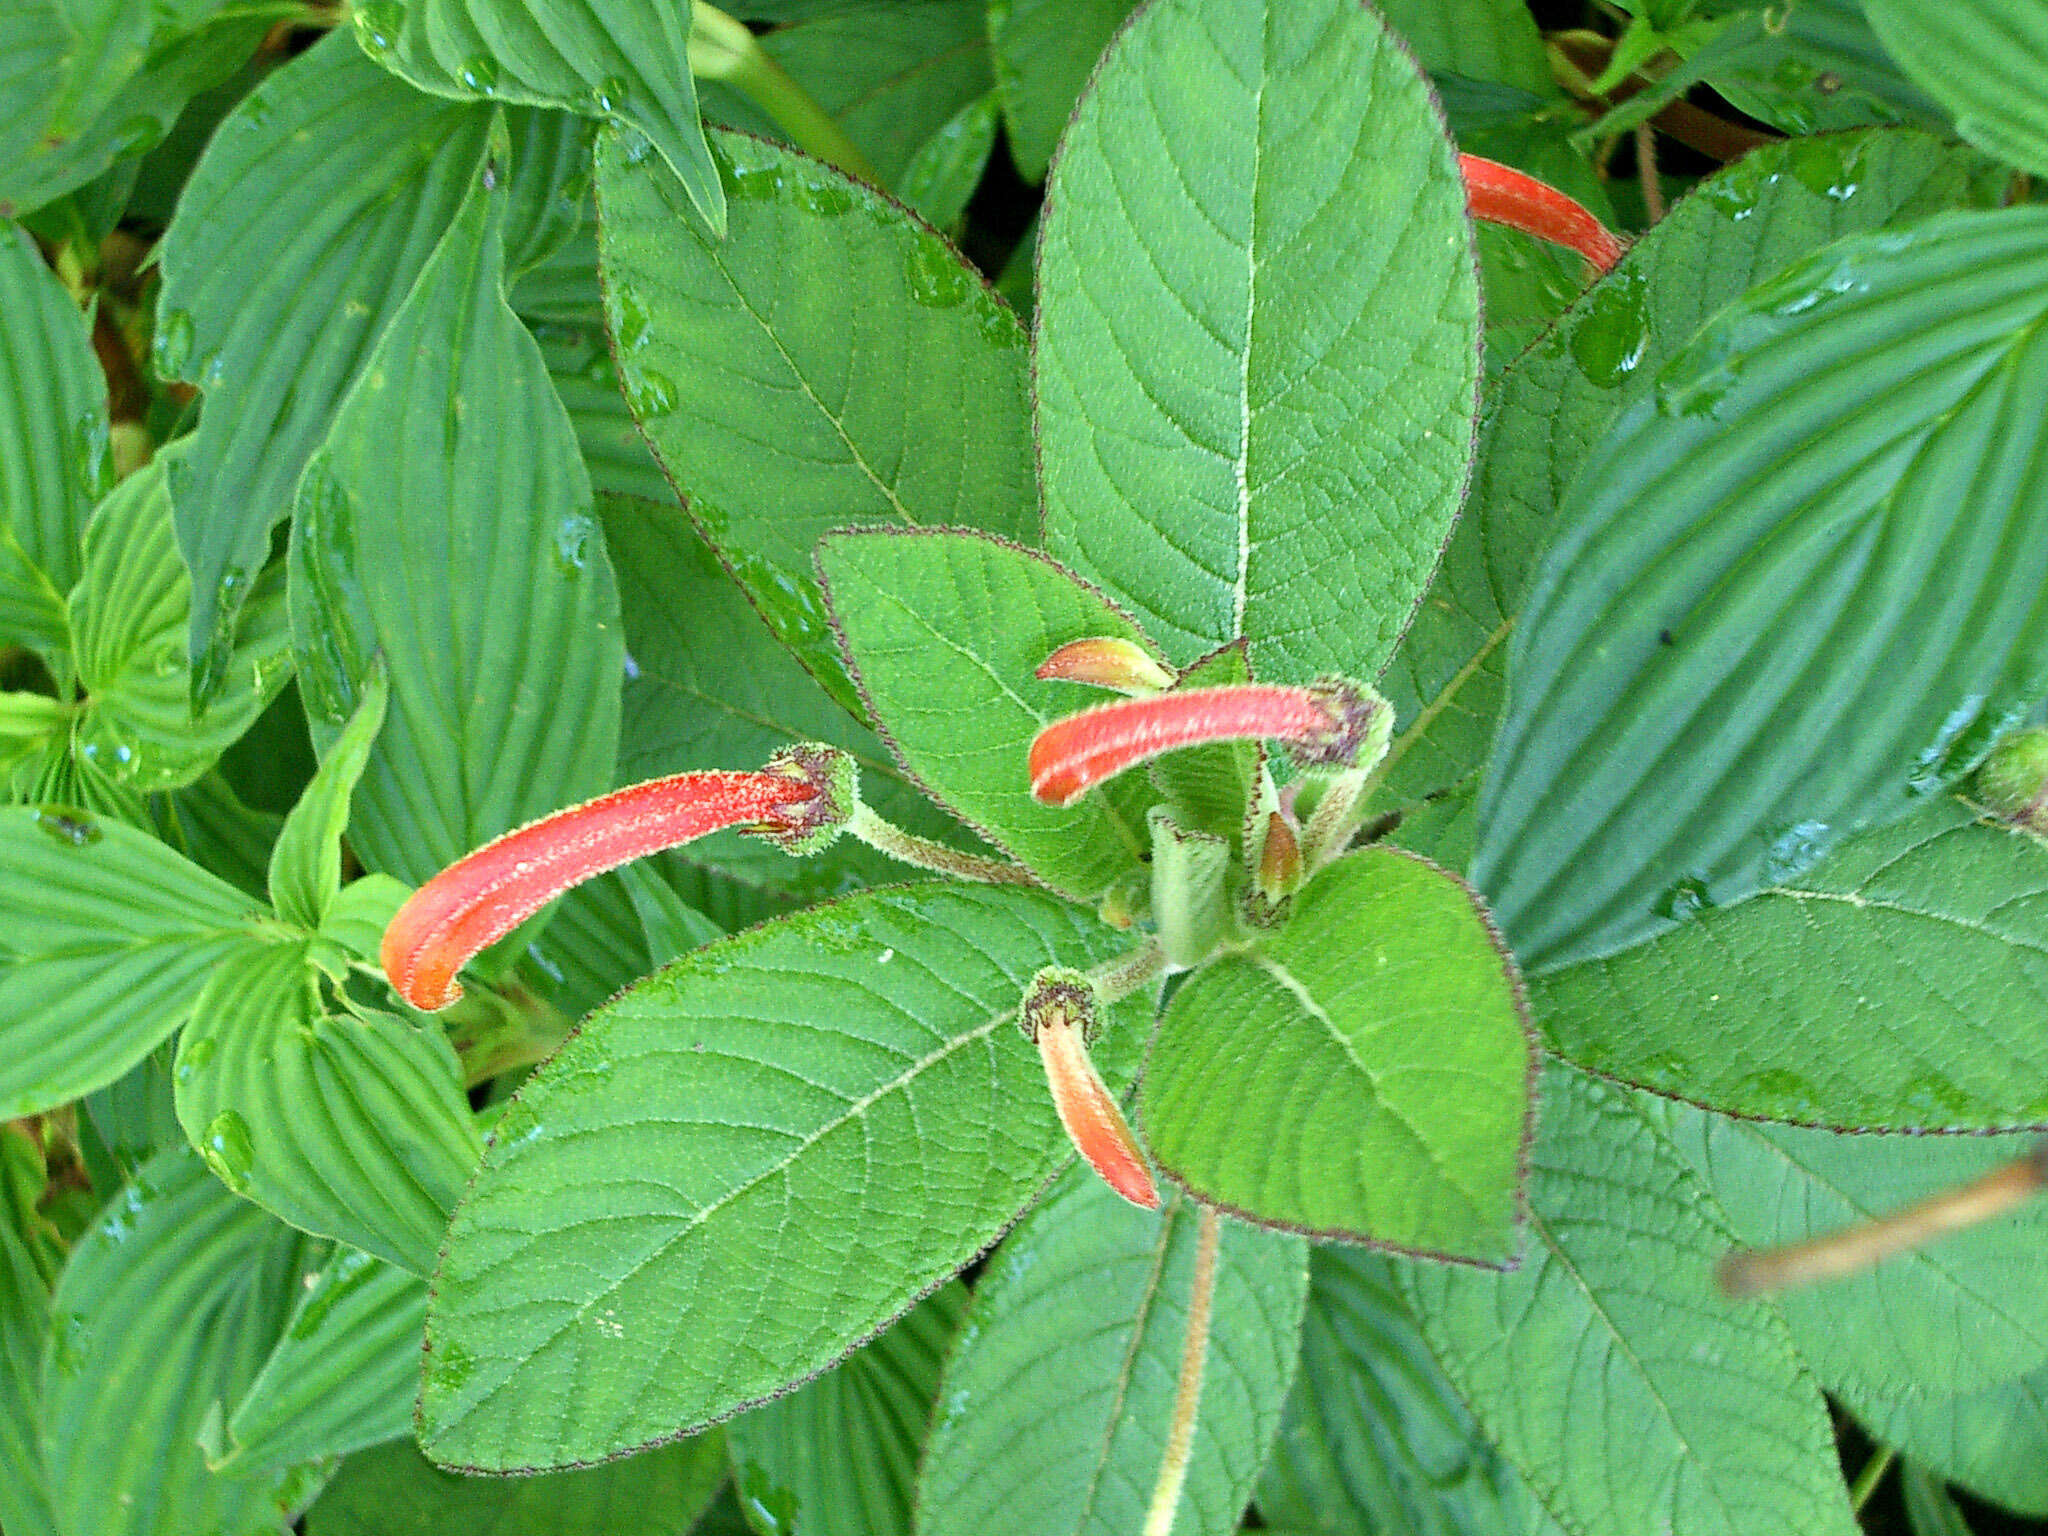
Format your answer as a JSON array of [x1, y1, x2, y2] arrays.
[[0, 220, 104, 667], [351, 0, 726, 236], [817, 528, 1153, 902], [68, 450, 293, 795], [1694, 0, 1948, 137], [986, 0, 1136, 182], [157, 31, 493, 698], [419, 882, 1150, 1469], [535, 315, 682, 505], [1035, 0, 1479, 682], [1900, 1463, 1974, 1536], [0, 805, 260, 1117], [895, 91, 998, 230], [917, 1171, 1306, 1536], [1842, 1365, 2048, 1518], [1376, 0, 1555, 96], [1256, 1247, 1545, 1536], [728, 1281, 965, 1536], [1400, 1064, 1857, 1536], [605, 494, 966, 902], [153, 769, 286, 901], [319, 873, 412, 966], [40, 1145, 324, 1536], [289, 131, 623, 887], [174, 942, 481, 1273], [1377, 128, 1994, 866], [593, 127, 1035, 715], [269, 659, 388, 930], [1865, 0, 2048, 176], [1473, 206, 2048, 972], [308, 1435, 730, 1535], [1531, 798, 2048, 1128], [1646, 1097, 2048, 1401], [220, 1246, 427, 1475], [1142, 847, 1530, 1259], [0, 1214, 58, 1536], [501, 107, 596, 278]]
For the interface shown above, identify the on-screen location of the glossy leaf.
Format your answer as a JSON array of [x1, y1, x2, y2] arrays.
[[1533, 798, 2048, 1128], [289, 133, 623, 887], [174, 942, 481, 1273], [351, 0, 725, 235], [818, 528, 1154, 901], [269, 659, 388, 930], [917, 1171, 1306, 1536], [40, 1145, 323, 1536], [1377, 129, 1994, 867], [1647, 1097, 2048, 1401], [1257, 1247, 1545, 1536], [308, 1434, 730, 1536], [1401, 1064, 1857, 1536], [727, 1281, 964, 1536], [983, 0, 1136, 183], [157, 32, 492, 697], [895, 91, 998, 230], [0, 220, 104, 667], [594, 128, 1034, 714], [0, 806, 260, 1117], [0, 1215, 57, 1536], [221, 1245, 427, 1475], [419, 883, 1152, 1469], [1865, 0, 2048, 176], [1143, 847, 1530, 1259], [1035, 0, 1480, 682], [1474, 206, 2048, 971]]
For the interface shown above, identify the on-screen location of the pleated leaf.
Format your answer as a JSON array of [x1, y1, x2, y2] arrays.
[[174, 943, 482, 1273], [917, 1172, 1306, 1536], [1035, 0, 1480, 682], [728, 1282, 965, 1536], [1532, 798, 2048, 1128], [220, 1246, 427, 1475], [0, 220, 105, 668], [1474, 207, 2048, 972], [1865, 0, 2048, 177], [1401, 1064, 1857, 1536], [351, 0, 724, 235], [419, 883, 1151, 1470], [986, 0, 1136, 183], [39, 1145, 324, 1536], [593, 128, 1034, 716], [288, 129, 623, 887], [1142, 847, 1531, 1260], [157, 32, 492, 699], [0, 1216, 58, 1536], [268, 659, 388, 930], [0, 806, 261, 1117]]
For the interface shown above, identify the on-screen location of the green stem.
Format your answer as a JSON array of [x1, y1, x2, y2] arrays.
[[1143, 1202, 1221, 1536], [441, 979, 575, 1088], [688, 3, 880, 185], [845, 803, 1042, 887], [1850, 1445, 1896, 1514], [1089, 939, 1166, 1004]]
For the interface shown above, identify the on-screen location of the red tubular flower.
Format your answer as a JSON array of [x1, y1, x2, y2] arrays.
[[1024, 970, 1158, 1209], [383, 766, 827, 1011], [1028, 679, 1380, 809], [1459, 153, 1623, 273]]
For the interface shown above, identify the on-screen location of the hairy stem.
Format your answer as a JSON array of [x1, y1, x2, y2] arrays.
[[845, 803, 1041, 886], [1143, 1202, 1221, 1536]]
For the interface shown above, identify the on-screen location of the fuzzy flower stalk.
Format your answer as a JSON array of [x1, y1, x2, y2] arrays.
[[1458, 153, 1624, 272]]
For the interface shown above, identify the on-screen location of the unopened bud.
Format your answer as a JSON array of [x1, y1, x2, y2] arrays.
[[1975, 726, 2048, 836], [1036, 637, 1176, 695], [1022, 968, 1158, 1209]]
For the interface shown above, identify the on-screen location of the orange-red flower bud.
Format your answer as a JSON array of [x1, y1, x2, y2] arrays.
[[1035, 637, 1176, 695], [1023, 969, 1158, 1209]]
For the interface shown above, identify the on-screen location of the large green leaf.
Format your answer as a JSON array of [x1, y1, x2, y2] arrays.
[[67, 451, 293, 796], [1035, 0, 1479, 683], [1694, 0, 1947, 137], [593, 127, 1034, 715], [1865, 0, 2048, 177], [1532, 798, 2048, 1128], [308, 1435, 730, 1535], [1402, 1064, 1856, 1536], [1842, 1364, 2048, 1518], [289, 130, 623, 886], [1376, 0, 1554, 96], [1376, 129, 1994, 870], [174, 940, 481, 1273], [40, 1146, 324, 1536], [728, 1281, 964, 1536], [0, 220, 104, 667], [0, 806, 260, 1117], [219, 1246, 427, 1475], [419, 882, 1151, 1469], [351, 0, 725, 235], [1473, 206, 2048, 972], [1646, 1098, 2048, 1401], [0, 1215, 58, 1536], [268, 659, 388, 930], [917, 1171, 1306, 1536], [1143, 847, 1531, 1260], [157, 32, 493, 698], [983, 0, 1137, 183], [817, 528, 1153, 902], [1256, 1247, 1546, 1536]]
